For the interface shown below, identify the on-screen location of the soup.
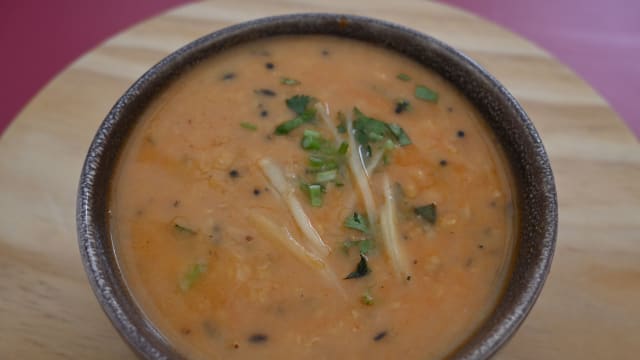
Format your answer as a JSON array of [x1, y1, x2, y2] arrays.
[[111, 35, 516, 359]]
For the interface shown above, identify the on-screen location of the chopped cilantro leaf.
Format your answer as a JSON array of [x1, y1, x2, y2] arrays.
[[415, 85, 439, 102], [387, 123, 412, 146], [397, 73, 411, 81], [308, 184, 324, 207], [286, 95, 313, 115], [353, 108, 389, 146], [352, 108, 411, 147], [344, 212, 369, 233]]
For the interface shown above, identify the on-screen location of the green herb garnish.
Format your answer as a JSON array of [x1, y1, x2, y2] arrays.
[[344, 212, 369, 233], [274, 95, 317, 135], [397, 73, 411, 81], [353, 108, 389, 146], [240, 122, 257, 131], [345, 254, 370, 279], [301, 183, 325, 207], [414, 203, 437, 224], [361, 289, 375, 305], [301, 129, 323, 150], [352, 108, 412, 147], [415, 85, 439, 102], [387, 123, 412, 146], [308, 155, 338, 172], [337, 142, 349, 155], [286, 95, 313, 115], [308, 184, 324, 207], [274, 108, 316, 135], [315, 169, 337, 183], [280, 77, 301, 85], [343, 238, 373, 255], [179, 263, 207, 291], [336, 112, 347, 133]]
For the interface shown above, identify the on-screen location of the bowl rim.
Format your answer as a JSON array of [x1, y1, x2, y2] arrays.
[[77, 12, 557, 360]]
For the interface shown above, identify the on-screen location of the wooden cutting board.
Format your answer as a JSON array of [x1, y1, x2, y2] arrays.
[[1, 0, 638, 358]]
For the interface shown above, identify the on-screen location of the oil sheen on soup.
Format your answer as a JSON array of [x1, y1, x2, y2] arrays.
[[112, 35, 517, 360]]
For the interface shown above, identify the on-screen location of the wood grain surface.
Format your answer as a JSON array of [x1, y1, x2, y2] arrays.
[[1, 0, 638, 358]]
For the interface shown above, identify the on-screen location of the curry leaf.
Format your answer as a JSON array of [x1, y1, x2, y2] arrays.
[[345, 254, 370, 279]]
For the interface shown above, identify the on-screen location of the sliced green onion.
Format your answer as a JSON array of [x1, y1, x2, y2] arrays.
[[301, 129, 323, 150], [308, 155, 338, 172], [281, 77, 301, 85], [309, 155, 325, 168], [240, 122, 257, 131], [308, 184, 324, 207], [315, 169, 337, 183], [275, 116, 305, 135], [274, 108, 316, 135]]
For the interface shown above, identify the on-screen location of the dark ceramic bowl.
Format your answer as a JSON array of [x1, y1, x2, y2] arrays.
[[77, 13, 557, 360]]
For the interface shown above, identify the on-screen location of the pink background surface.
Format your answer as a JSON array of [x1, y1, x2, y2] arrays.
[[1, 0, 638, 137]]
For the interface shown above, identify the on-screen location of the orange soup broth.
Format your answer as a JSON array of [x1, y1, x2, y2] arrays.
[[111, 35, 517, 360]]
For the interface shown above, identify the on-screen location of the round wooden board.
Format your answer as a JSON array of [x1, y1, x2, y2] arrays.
[[1, 0, 638, 358]]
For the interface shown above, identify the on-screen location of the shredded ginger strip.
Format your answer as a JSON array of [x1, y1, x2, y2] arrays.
[[249, 213, 343, 293], [258, 158, 331, 257], [380, 174, 409, 278]]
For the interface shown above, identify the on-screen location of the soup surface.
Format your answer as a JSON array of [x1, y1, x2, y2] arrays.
[[112, 35, 516, 359]]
